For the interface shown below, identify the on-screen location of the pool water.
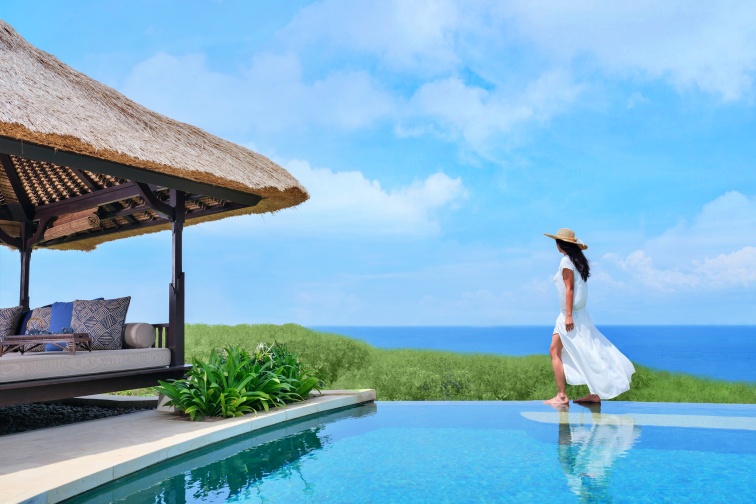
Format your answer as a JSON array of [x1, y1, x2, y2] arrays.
[[66, 401, 756, 503]]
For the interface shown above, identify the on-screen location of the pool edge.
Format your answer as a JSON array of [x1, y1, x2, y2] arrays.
[[0, 389, 376, 504]]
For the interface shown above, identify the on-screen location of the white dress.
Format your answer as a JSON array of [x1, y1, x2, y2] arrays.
[[557, 409, 641, 498], [553, 256, 635, 399]]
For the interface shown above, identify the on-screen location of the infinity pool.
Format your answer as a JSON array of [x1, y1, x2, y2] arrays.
[[65, 401, 756, 503]]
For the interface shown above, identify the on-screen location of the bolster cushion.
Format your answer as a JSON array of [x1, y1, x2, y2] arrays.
[[123, 322, 155, 348]]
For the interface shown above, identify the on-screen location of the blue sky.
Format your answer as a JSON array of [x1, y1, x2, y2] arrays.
[[1, 1, 754, 326]]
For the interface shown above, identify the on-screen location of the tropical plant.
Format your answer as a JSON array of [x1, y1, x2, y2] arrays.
[[156, 344, 321, 421], [263, 342, 320, 397]]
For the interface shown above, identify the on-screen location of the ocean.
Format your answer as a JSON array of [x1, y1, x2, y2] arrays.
[[310, 326, 756, 383]]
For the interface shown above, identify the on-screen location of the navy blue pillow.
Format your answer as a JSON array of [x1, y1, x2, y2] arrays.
[[17, 310, 32, 335], [49, 301, 74, 333], [45, 301, 74, 351]]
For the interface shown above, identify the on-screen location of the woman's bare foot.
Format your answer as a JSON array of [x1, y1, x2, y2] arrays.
[[544, 393, 569, 405], [573, 394, 601, 403]]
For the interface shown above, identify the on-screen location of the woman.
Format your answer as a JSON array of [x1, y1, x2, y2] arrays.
[[543, 228, 635, 405]]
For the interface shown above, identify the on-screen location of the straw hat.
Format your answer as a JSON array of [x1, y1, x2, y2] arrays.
[[544, 228, 588, 250]]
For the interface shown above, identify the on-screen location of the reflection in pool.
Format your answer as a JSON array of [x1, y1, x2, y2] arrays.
[[158, 419, 327, 502], [553, 403, 641, 503], [65, 401, 756, 503]]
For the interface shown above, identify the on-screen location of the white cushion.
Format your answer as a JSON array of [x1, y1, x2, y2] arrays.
[[0, 348, 171, 383], [123, 322, 155, 348]]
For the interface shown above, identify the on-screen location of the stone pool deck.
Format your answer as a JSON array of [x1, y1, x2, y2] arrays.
[[0, 389, 376, 504]]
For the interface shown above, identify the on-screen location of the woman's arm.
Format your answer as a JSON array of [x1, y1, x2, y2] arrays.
[[562, 268, 575, 332]]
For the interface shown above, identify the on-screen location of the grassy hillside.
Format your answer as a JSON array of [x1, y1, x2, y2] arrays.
[[180, 323, 756, 404]]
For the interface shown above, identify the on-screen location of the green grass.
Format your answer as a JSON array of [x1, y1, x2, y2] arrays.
[[120, 323, 756, 403]]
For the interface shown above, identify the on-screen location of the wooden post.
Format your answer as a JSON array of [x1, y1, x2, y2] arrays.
[[168, 189, 185, 367], [19, 222, 32, 311]]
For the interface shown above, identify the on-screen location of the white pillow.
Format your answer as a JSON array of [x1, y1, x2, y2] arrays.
[[123, 322, 155, 348]]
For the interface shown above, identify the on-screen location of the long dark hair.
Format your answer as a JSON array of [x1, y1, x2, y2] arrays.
[[557, 240, 590, 282]]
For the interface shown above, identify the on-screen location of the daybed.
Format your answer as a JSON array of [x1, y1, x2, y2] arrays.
[[0, 307, 186, 406]]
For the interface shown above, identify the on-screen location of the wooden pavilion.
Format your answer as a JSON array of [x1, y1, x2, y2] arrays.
[[0, 20, 308, 405]]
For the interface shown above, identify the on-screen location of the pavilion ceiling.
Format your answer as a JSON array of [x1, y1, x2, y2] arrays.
[[0, 152, 251, 250]]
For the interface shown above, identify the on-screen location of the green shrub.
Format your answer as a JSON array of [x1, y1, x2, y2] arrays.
[[186, 323, 372, 384], [267, 342, 322, 398], [329, 347, 755, 403], [175, 324, 754, 404], [156, 344, 322, 421]]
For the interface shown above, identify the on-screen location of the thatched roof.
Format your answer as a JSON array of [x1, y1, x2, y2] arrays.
[[0, 20, 308, 251]]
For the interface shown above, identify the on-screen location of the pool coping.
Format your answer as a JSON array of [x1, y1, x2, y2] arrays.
[[0, 389, 376, 504]]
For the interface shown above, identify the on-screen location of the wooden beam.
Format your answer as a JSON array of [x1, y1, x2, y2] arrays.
[[99, 194, 212, 221], [99, 203, 152, 220], [38, 201, 247, 248], [0, 227, 20, 248], [34, 182, 141, 220], [0, 366, 190, 406], [136, 182, 174, 220], [0, 136, 264, 207], [0, 153, 34, 222], [68, 167, 135, 228], [100, 195, 232, 221], [67, 166, 99, 192], [39, 214, 169, 248], [27, 215, 54, 248]]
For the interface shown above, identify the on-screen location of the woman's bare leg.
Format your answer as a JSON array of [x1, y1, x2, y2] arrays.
[[545, 333, 569, 405]]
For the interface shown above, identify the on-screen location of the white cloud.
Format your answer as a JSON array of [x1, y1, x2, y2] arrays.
[[113, 2, 577, 157], [602, 246, 756, 292], [278, 0, 585, 152], [282, 0, 463, 74], [697, 247, 756, 288], [118, 1, 756, 162], [501, 0, 756, 100], [644, 191, 756, 265], [285, 0, 756, 102], [626, 92, 649, 109], [200, 160, 468, 237], [120, 51, 397, 135], [601, 250, 698, 292], [120, 52, 239, 131], [597, 192, 756, 291], [401, 71, 582, 152]]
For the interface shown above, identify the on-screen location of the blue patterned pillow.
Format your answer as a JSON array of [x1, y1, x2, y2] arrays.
[[24, 306, 52, 352], [21, 305, 52, 334], [71, 297, 131, 350], [0, 306, 23, 338]]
